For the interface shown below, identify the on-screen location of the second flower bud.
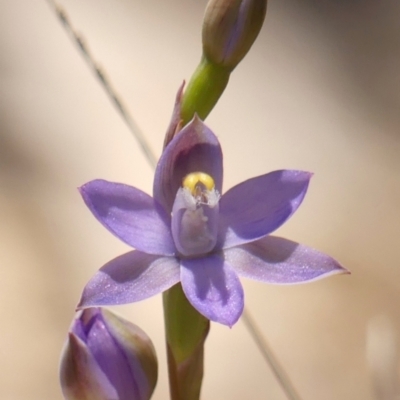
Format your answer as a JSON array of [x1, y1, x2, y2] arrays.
[[202, 0, 267, 69]]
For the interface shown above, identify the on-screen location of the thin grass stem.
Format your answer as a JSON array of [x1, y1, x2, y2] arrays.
[[45, 0, 157, 169]]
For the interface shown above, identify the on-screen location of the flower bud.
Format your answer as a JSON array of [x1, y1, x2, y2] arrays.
[[202, 0, 267, 69], [60, 308, 157, 400]]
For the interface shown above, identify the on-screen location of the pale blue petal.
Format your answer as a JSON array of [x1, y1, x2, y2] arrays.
[[78, 251, 180, 308], [80, 179, 175, 256], [180, 255, 244, 327], [224, 235, 348, 284], [219, 170, 312, 249]]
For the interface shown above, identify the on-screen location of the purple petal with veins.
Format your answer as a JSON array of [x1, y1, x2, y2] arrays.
[[224, 235, 348, 284], [80, 179, 175, 256], [218, 170, 312, 249], [180, 254, 244, 327], [78, 251, 180, 308]]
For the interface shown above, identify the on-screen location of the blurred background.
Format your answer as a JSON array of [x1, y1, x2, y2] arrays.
[[1, 0, 400, 399]]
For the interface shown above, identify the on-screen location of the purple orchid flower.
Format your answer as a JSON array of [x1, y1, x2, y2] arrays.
[[78, 117, 347, 327]]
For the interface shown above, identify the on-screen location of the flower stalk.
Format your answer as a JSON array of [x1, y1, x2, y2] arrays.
[[180, 57, 231, 125], [166, 1, 267, 398], [163, 284, 209, 400]]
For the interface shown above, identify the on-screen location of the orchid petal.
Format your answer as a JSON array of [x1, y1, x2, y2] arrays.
[[80, 180, 175, 256], [219, 170, 311, 249], [224, 235, 348, 284], [78, 251, 180, 308], [153, 117, 223, 213], [180, 254, 244, 327]]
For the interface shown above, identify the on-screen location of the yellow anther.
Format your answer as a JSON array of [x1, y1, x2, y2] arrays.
[[182, 172, 215, 195]]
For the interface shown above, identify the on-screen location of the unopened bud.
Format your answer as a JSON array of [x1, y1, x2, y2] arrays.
[[60, 308, 157, 400], [202, 0, 267, 69]]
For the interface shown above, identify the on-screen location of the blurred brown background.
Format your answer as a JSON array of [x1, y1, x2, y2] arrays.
[[1, 0, 400, 399]]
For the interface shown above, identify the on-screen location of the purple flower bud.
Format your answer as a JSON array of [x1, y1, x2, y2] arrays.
[[60, 308, 157, 400], [202, 0, 267, 69]]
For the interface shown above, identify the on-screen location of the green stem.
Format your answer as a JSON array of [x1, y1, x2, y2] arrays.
[[163, 49, 231, 400], [163, 284, 210, 400], [180, 57, 231, 125]]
